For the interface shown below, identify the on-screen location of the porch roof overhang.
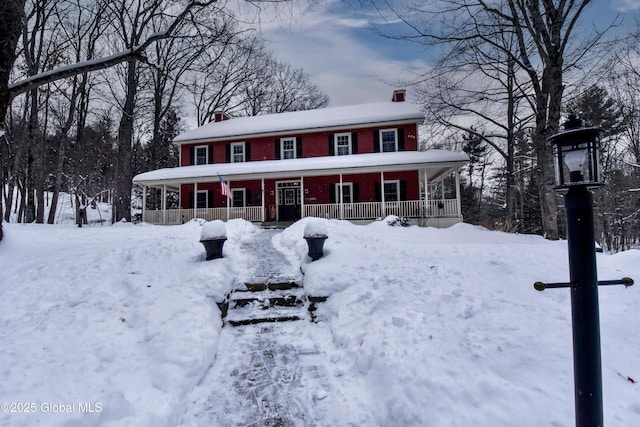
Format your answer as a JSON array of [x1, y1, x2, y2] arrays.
[[133, 150, 469, 191]]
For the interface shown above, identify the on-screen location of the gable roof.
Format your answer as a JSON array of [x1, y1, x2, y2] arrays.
[[174, 101, 425, 144]]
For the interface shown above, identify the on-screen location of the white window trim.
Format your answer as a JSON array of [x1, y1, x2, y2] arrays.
[[334, 132, 352, 156], [195, 145, 208, 165], [383, 180, 400, 202], [230, 142, 245, 163], [231, 188, 246, 207], [196, 190, 208, 208], [280, 137, 296, 159], [379, 128, 398, 152], [335, 182, 353, 204]]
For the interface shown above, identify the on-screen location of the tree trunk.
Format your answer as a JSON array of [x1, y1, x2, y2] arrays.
[[0, 0, 26, 240], [113, 59, 137, 223], [47, 137, 66, 224]]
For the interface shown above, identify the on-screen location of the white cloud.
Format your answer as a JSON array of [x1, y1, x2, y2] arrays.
[[613, 0, 640, 12], [254, 2, 430, 106]]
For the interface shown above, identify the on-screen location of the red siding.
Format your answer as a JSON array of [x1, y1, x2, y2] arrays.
[[178, 123, 419, 166], [180, 171, 420, 210], [176, 121, 421, 212]]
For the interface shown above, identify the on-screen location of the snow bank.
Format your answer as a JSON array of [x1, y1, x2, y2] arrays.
[[1, 217, 639, 427], [276, 219, 640, 426], [0, 219, 255, 427]]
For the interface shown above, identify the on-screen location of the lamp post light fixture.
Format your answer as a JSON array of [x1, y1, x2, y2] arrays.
[[535, 114, 634, 427], [551, 114, 604, 189]]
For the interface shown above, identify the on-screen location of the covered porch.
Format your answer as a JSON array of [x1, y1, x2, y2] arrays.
[[133, 151, 468, 227]]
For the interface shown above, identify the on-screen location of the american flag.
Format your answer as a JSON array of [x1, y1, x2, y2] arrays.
[[218, 174, 231, 199]]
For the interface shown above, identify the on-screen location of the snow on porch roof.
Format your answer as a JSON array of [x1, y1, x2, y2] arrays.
[[173, 101, 425, 144], [133, 150, 470, 187]]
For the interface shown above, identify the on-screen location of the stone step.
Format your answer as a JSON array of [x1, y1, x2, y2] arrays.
[[230, 288, 306, 309], [225, 305, 309, 327], [244, 280, 301, 292]]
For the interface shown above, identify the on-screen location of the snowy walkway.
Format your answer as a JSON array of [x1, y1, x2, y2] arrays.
[[236, 229, 303, 286], [179, 230, 355, 426]]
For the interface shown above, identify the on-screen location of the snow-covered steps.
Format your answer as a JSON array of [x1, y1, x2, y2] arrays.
[[230, 287, 306, 309], [225, 304, 309, 327], [244, 277, 301, 291], [224, 282, 309, 326]]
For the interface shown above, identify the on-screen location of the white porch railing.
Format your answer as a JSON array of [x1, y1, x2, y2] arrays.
[[302, 199, 459, 220], [143, 199, 459, 224], [144, 206, 263, 224], [425, 199, 458, 217]]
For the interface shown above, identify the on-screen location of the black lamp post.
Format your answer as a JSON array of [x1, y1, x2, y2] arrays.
[[535, 115, 634, 427]]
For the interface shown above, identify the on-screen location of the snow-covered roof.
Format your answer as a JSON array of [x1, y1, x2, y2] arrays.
[[133, 150, 469, 188], [174, 101, 425, 144]]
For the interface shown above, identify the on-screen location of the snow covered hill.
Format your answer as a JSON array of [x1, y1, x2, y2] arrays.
[[0, 218, 638, 426]]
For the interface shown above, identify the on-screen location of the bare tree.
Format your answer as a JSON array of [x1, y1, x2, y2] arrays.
[[362, 0, 615, 239], [240, 58, 329, 116], [0, 0, 305, 240], [607, 27, 640, 165], [46, 0, 106, 224], [414, 14, 532, 231], [190, 35, 267, 125]]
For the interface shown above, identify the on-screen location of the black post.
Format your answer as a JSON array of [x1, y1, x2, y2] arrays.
[[565, 186, 603, 426]]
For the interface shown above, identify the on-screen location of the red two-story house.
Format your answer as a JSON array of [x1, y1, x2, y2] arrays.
[[133, 90, 469, 226]]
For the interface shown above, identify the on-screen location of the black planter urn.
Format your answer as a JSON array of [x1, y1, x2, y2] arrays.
[[200, 237, 227, 260], [304, 235, 327, 261]]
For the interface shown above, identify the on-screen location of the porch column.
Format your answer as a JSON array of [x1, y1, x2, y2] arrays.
[[423, 169, 429, 218], [162, 184, 167, 224], [142, 185, 147, 223], [300, 176, 305, 219], [380, 171, 386, 217], [261, 178, 265, 222], [193, 182, 198, 220], [339, 173, 344, 219], [226, 180, 231, 221], [455, 169, 462, 218]]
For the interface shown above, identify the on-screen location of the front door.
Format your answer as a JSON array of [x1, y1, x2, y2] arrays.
[[277, 181, 301, 221]]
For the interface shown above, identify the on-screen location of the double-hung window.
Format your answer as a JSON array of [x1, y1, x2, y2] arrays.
[[380, 129, 398, 152], [383, 180, 400, 202], [195, 146, 208, 165], [196, 190, 208, 208], [281, 137, 296, 159], [231, 142, 245, 163], [335, 183, 353, 204], [231, 188, 245, 207], [334, 133, 352, 156]]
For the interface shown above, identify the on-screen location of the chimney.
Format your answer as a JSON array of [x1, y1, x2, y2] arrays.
[[214, 110, 230, 122], [392, 89, 406, 102]]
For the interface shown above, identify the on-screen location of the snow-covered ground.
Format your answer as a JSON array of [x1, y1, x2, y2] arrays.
[[1, 216, 639, 426]]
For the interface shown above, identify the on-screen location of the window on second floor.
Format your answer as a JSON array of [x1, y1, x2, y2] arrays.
[[195, 146, 208, 165], [380, 129, 398, 152], [230, 142, 245, 163], [281, 137, 296, 159], [334, 133, 352, 156]]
